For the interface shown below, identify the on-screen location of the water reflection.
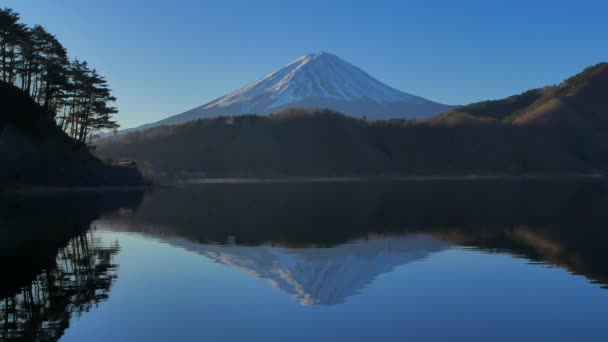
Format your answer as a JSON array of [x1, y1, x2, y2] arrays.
[[99, 179, 608, 301], [168, 235, 447, 305], [0, 191, 143, 340], [3, 179, 608, 340], [0, 231, 119, 341]]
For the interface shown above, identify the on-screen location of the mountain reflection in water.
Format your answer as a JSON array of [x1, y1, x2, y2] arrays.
[[3, 179, 608, 340], [163, 235, 447, 305], [97, 179, 608, 302]]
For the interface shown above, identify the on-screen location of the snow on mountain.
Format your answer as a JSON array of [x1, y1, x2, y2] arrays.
[[164, 235, 448, 305], [205, 52, 419, 110], [130, 52, 452, 131]]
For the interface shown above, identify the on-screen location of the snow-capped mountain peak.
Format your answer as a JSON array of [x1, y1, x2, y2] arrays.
[[205, 52, 420, 111], [129, 52, 452, 131]]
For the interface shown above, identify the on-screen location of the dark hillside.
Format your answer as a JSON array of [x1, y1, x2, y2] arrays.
[[97, 63, 608, 178], [0, 82, 144, 187], [0, 81, 94, 162], [96, 110, 588, 177], [509, 63, 608, 166], [430, 88, 546, 123]]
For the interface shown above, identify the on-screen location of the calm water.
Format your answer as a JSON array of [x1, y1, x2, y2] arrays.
[[2, 179, 608, 341]]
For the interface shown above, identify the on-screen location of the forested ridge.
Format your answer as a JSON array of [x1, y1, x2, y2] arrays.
[[98, 63, 608, 178]]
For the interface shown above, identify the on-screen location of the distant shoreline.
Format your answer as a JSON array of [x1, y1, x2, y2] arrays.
[[4, 173, 605, 194], [2, 185, 153, 195], [186, 173, 606, 184]]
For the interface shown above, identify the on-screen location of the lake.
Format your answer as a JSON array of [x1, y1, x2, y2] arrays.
[[2, 179, 608, 341]]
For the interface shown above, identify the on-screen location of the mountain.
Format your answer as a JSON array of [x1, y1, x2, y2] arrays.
[[97, 62, 608, 177], [130, 52, 452, 131]]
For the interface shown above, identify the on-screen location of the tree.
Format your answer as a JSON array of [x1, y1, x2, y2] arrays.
[[0, 7, 119, 144], [0, 8, 25, 82], [58, 60, 118, 143]]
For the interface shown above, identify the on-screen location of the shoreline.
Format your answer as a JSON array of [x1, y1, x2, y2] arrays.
[[186, 173, 606, 184], [2, 185, 154, 195], [3, 172, 605, 193]]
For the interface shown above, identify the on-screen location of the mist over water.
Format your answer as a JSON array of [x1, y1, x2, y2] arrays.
[[3, 179, 608, 341]]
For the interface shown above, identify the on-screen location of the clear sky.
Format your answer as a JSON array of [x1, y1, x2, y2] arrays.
[[5, 0, 607, 128]]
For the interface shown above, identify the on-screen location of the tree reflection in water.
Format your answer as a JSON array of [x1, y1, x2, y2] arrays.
[[1, 229, 119, 341]]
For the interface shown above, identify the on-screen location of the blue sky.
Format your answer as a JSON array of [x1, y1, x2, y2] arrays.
[[5, 0, 608, 128]]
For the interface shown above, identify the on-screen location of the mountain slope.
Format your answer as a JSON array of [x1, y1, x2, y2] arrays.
[[510, 63, 608, 126], [97, 63, 608, 177], [131, 52, 452, 131], [430, 63, 608, 126], [429, 62, 608, 166]]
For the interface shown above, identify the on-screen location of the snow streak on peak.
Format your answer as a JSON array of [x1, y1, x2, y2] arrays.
[[203, 52, 421, 112]]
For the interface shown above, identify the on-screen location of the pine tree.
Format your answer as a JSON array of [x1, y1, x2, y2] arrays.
[[0, 7, 120, 144], [0, 8, 24, 82]]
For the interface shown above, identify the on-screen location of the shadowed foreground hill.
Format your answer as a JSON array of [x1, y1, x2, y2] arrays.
[[0, 81, 93, 163], [97, 63, 608, 178], [0, 82, 144, 187]]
